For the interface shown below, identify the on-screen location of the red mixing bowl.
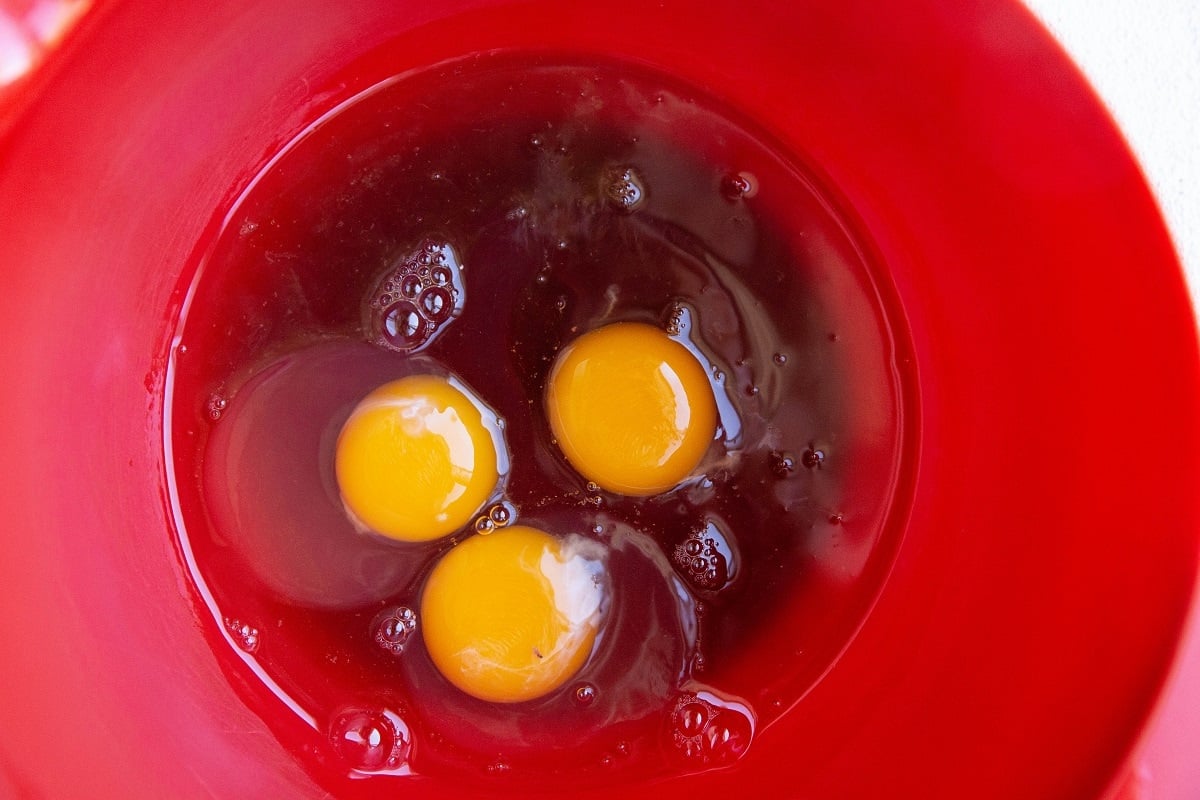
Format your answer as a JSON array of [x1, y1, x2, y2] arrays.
[[1, 1, 1197, 798]]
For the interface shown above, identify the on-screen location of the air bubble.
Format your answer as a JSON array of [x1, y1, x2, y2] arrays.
[[419, 287, 452, 321], [829, 513, 844, 525], [223, 617, 259, 652], [555, 296, 568, 312], [701, 710, 753, 763], [399, 274, 422, 298], [487, 502, 513, 527], [372, 606, 417, 656], [574, 683, 597, 706], [585, 481, 600, 493], [239, 219, 259, 236], [768, 451, 797, 478], [602, 166, 646, 212], [383, 302, 428, 349], [529, 133, 544, 148], [720, 171, 758, 200], [329, 708, 411, 774], [675, 701, 708, 737], [773, 352, 788, 365], [744, 385, 760, 397], [475, 516, 497, 534], [801, 447, 825, 469], [431, 266, 451, 285]]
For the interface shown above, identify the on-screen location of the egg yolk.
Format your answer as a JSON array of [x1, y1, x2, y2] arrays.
[[420, 525, 607, 703], [335, 375, 501, 542], [545, 322, 717, 495]]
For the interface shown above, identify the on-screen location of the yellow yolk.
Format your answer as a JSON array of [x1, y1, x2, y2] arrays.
[[545, 322, 717, 495], [335, 375, 501, 542], [420, 525, 606, 703]]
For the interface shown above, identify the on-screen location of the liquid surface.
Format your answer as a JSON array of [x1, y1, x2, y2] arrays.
[[166, 55, 910, 790]]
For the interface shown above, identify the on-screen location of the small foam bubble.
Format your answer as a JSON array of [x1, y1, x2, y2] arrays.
[[372, 606, 417, 656], [773, 352, 788, 365], [573, 682, 597, 706], [475, 516, 497, 534]]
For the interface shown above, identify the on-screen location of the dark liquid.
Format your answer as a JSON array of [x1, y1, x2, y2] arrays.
[[167, 55, 909, 791]]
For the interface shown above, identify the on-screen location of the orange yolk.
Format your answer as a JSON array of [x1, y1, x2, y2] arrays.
[[545, 322, 717, 495], [420, 525, 607, 703], [335, 375, 501, 542]]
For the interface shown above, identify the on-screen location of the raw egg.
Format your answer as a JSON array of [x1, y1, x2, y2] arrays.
[[546, 322, 717, 495], [335, 374, 505, 542], [420, 525, 608, 703]]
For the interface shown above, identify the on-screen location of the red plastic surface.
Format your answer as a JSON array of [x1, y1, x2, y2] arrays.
[[1, 1, 1198, 798]]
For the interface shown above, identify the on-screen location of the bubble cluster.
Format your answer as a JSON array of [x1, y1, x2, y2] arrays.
[[328, 707, 411, 774], [668, 692, 754, 766], [602, 166, 646, 212], [223, 617, 260, 653], [368, 239, 465, 352], [671, 520, 738, 593], [206, 394, 228, 422], [372, 606, 418, 656]]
